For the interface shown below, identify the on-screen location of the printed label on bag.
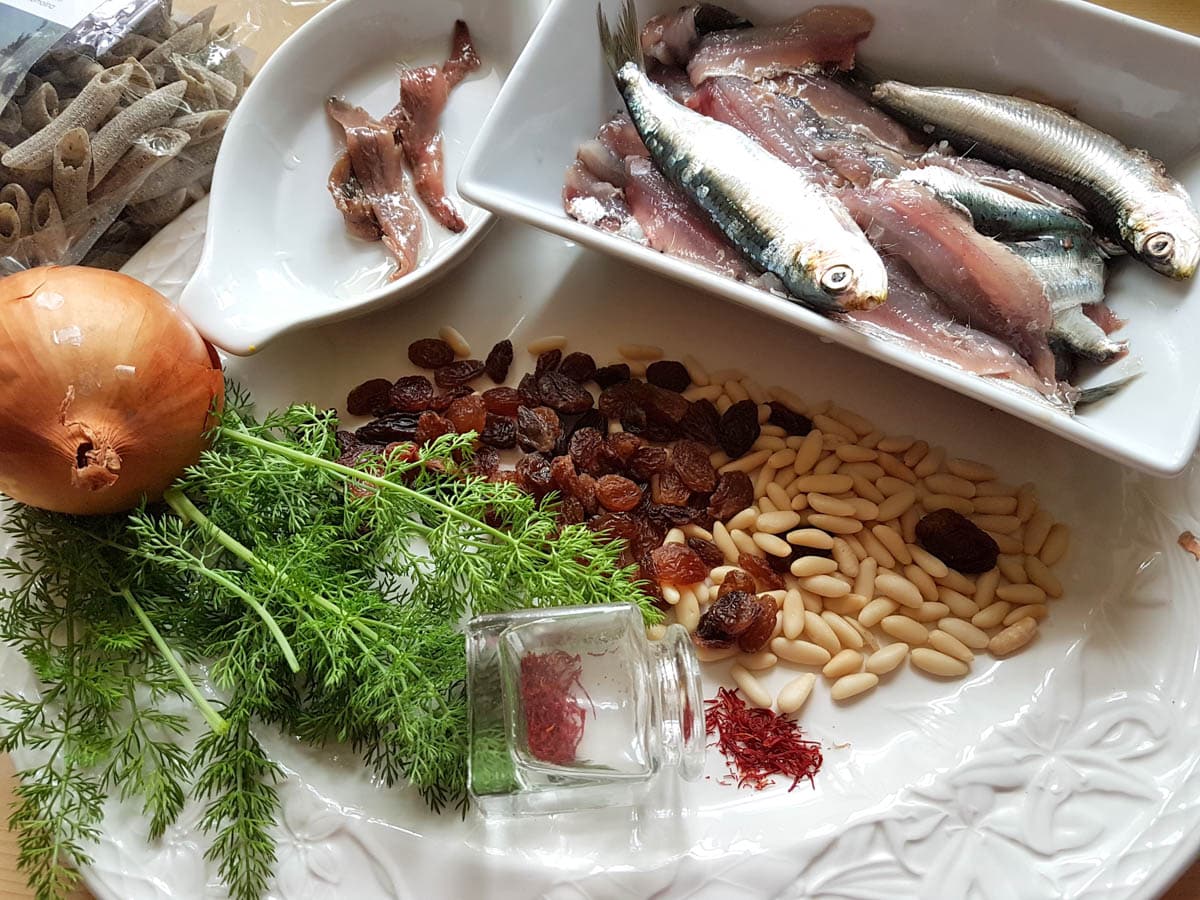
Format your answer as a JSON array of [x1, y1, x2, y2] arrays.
[[2, 0, 95, 29]]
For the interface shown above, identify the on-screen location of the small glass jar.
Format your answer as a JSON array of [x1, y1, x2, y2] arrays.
[[465, 603, 705, 817]]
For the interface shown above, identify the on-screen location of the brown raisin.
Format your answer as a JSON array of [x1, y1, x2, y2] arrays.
[[469, 447, 500, 477], [596, 474, 643, 512], [718, 569, 757, 599], [346, 378, 393, 416], [558, 496, 585, 526], [672, 439, 718, 492], [738, 552, 785, 591], [488, 470, 521, 486], [645, 360, 691, 392], [434, 359, 486, 389], [534, 349, 562, 378], [389, 375, 434, 413], [640, 383, 690, 425], [517, 372, 541, 406], [516, 406, 561, 453], [736, 595, 778, 653], [620, 404, 648, 435], [336, 429, 362, 455], [696, 590, 759, 647], [718, 399, 761, 458], [357, 412, 419, 443], [573, 473, 599, 515], [559, 352, 597, 383], [568, 427, 605, 474], [484, 339, 513, 383], [589, 510, 639, 544], [537, 372, 594, 414], [767, 401, 812, 436], [480, 413, 517, 449], [428, 385, 474, 412], [687, 537, 724, 569], [630, 446, 671, 480], [482, 386, 523, 416], [679, 399, 720, 445], [915, 509, 999, 574], [445, 394, 487, 434], [414, 411, 454, 445], [644, 503, 694, 528], [549, 455, 578, 493], [593, 363, 631, 388], [708, 471, 754, 521], [630, 514, 667, 558], [604, 432, 643, 467], [408, 338, 455, 369], [650, 543, 707, 585], [652, 471, 691, 506], [515, 453, 554, 497]]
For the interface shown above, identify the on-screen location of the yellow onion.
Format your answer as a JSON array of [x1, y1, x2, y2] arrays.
[[0, 266, 224, 515]]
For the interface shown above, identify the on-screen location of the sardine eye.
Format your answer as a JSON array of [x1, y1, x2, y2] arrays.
[[1145, 232, 1175, 260], [821, 264, 855, 293]]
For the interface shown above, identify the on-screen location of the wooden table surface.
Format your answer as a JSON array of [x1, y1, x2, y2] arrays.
[[3, 0, 1200, 898]]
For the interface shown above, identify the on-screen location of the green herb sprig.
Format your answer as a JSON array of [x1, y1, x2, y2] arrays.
[[0, 392, 657, 900]]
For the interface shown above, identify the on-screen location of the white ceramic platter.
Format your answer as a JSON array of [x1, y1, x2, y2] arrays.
[[177, 0, 543, 356], [457, 0, 1200, 478], [2, 190, 1200, 899]]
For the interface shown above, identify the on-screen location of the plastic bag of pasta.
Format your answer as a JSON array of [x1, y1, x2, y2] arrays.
[[0, 0, 325, 272]]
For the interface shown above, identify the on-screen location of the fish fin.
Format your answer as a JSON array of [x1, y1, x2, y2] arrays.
[[597, 0, 643, 79], [1075, 364, 1143, 406]]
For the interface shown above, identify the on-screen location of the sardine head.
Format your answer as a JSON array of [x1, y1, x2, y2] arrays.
[[1126, 191, 1200, 279], [815, 254, 889, 311]]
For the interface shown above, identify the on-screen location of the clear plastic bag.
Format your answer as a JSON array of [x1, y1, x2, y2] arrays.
[[0, 0, 330, 274]]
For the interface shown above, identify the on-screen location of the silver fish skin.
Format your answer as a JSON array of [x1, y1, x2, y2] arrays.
[[871, 80, 1200, 279], [896, 166, 1092, 240], [598, 0, 887, 312], [1009, 235, 1124, 362]]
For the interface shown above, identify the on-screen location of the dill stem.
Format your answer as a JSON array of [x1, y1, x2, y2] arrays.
[[120, 588, 229, 735], [162, 489, 301, 674]]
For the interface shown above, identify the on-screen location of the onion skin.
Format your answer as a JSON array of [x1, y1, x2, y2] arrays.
[[0, 266, 224, 515]]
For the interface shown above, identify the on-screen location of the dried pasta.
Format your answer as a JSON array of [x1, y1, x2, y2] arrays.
[[92, 126, 190, 201], [0, 184, 32, 235], [90, 81, 186, 186], [129, 133, 219, 203], [52, 129, 91, 220], [127, 188, 189, 226], [19, 83, 58, 134]]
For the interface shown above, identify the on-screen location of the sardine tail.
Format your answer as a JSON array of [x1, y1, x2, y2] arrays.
[[1075, 364, 1143, 406], [597, 0, 643, 79]]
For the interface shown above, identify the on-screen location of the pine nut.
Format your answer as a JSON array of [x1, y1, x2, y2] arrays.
[[771, 636, 831, 666], [881, 615, 928, 644], [828, 406, 874, 437], [708, 367, 746, 384], [695, 644, 739, 663], [777, 673, 817, 714], [946, 457, 997, 482], [730, 664, 772, 707], [661, 585, 681, 606], [853, 557, 878, 599], [718, 450, 771, 475], [903, 439, 930, 468], [813, 414, 857, 441], [901, 506, 921, 543], [646, 623, 668, 641], [800, 575, 850, 598], [929, 629, 974, 663], [859, 528, 896, 568], [762, 589, 788, 606], [679, 353, 709, 386], [914, 446, 946, 478], [867, 642, 909, 675], [793, 474, 854, 494], [822, 611, 863, 649], [923, 494, 975, 515], [911, 601, 951, 623], [803, 610, 841, 655], [908, 545, 949, 579], [873, 525, 911, 565], [609, 420, 625, 434], [792, 431, 823, 475], [791, 556, 838, 577], [767, 385, 806, 413], [753, 532, 792, 557], [727, 507, 758, 531], [731, 529, 763, 558], [847, 497, 879, 520], [904, 564, 939, 603], [925, 472, 977, 498], [853, 475, 886, 504], [823, 648, 864, 679], [973, 568, 1000, 608], [875, 490, 916, 522], [766, 481, 791, 511], [783, 590, 805, 639], [1015, 482, 1038, 522], [878, 435, 915, 454], [787, 528, 835, 549], [756, 510, 800, 534], [823, 594, 868, 616], [677, 588, 700, 630], [808, 493, 856, 517], [1023, 556, 1062, 598], [740, 650, 779, 671], [712, 521, 739, 563], [1023, 510, 1054, 556], [1005, 603, 1048, 624], [976, 480, 1017, 497], [801, 589, 823, 611], [807, 513, 863, 534], [438, 326, 471, 357], [714, 391, 731, 410], [936, 568, 976, 595], [759, 498, 778, 514], [876, 452, 918, 484], [743, 379, 767, 406], [911, 647, 970, 677], [836, 444, 877, 463], [997, 583, 1046, 605], [988, 530, 1023, 555], [972, 514, 1021, 534], [832, 539, 859, 577], [761, 424, 788, 438], [724, 380, 750, 403], [989, 617, 1038, 656], [752, 435, 787, 452], [938, 617, 990, 649], [1039, 523, 1070, 566], [972, 602, 1012, 629], [831, 672, 878, 700], [859, 597, 897, 628], [618, 342, 663, 360], [528, 335, 568, 355], [876, 571, 923, 608], [876, 476, 912, 497], [710, 564, 737, 583], [683, 384, 722, 402], [844, 534, 869, 561], [848, 616, 880, 652], [937, 587, 979, 619], [815, 452, 843, 475], [997, 554, 1028, 584], [838, 462, 885, 481], [973, 495, 1018, 515]]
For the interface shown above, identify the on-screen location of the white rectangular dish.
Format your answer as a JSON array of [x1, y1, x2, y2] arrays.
[[458, 0, 1200, 477]]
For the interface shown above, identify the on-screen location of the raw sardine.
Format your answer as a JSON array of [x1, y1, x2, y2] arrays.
[[896, 166, 1092, 239], [576, 114, 647, 188], [563, 159, 642, 239], [768, 72, 925, 155], [385, 20, 481, 233], [871, 80, 1200, 278], [1009, 235, 1124, 362], [326, 97, 422, 278], [842, 178, 1055, 379], [687, 5, 873, 85], [598, 0, 887, 311], [640, 4, 751, 66], [327, 152, 381, 242]]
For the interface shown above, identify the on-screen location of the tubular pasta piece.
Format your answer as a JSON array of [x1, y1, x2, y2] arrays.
[[19, 83, 58, 133], [126, 187, 189, 226], [174, 56, 236, 110], [63, 55, 104, 87], [28, 188, 65, 264], [2, 63, 131, 171], [100, 34, 161, 66], [169, 108, 228, 142], [140, 23, 207, 82], [0, 102, 25, 142], [52, 128, 90, 220], [0, 183, 32, 233], [129, 134, 218, 203], [90, 81, 186, 186], [0, 203, 21, 252], [91, 126, 190, 201]]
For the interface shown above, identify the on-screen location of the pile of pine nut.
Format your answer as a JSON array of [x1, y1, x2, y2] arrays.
[[628, 351, 1070, 714]]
